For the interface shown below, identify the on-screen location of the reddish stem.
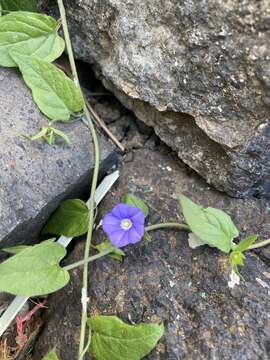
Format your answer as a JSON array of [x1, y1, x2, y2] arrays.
[[15, 299, 47, 350]]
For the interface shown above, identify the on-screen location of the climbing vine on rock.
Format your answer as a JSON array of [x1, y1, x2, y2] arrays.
[[0, 1, 270, 360]]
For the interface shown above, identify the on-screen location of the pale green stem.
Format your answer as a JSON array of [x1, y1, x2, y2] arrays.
[[145, 222, 189, 232], [145, 223, 270, 251], [247, 238, 270, 250], [63, 248, 113, 272], [57, 1, 80, 86], [79, 329, 92, 360], [78, 106, 100, 357], [56, 1, 100, 359]]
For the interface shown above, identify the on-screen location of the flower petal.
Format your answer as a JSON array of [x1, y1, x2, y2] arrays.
[[102, 213, 120, 225], [125, 205, 142, 217], [128, 227, 144, 244], [111, 203, 129, 219], [102, 204, 146, 248], [103, 224, 121, 237], [109, 229, 130, 248], [132, 222, 145, 238], [102, 214, 121, 235], [130, 210, 145, 225]]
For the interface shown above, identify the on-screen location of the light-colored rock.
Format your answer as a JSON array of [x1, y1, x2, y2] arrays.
[[0, 67, 116, 247], [44, 0, 270, 197]]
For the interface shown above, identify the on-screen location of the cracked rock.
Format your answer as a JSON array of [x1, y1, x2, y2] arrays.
[[42, 0, 270, 197]]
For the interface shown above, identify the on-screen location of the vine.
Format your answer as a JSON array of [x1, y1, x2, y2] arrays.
[[0, 1, 269, 359]]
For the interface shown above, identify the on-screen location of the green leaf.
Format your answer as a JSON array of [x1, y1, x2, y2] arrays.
[[188, 233, 207, 249], [51, 128, 71, 144], [235, 235, 258, 252], [88, 316, 164, 360], [123, 193, 149, 217], [10, 53, 84, 121], [0, 12, 64, 67], [28, 127, 48, 141], [143, 231, 151, 243], [1, 0, 37, 12], [95, 240, 125, 261], [2, 244, 31, 254], [27, 127, 71, 145], [43, 199, 89, 237], [0, 242, 69, 296], [2, 238, 56, 254], [229, 250, 246, 280], [179, 195, 239, 253], [229, 235, 258, 280], [230, 251, 245, 267], [42, 350, 60, 360]]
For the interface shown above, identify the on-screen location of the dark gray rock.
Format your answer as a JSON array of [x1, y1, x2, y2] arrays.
[[41, 0, 270, 198], [0, 67, 116, 248], [34, 148, 270, 360]]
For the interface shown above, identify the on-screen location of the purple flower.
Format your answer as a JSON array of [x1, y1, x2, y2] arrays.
[[102, 203, 145, 248]]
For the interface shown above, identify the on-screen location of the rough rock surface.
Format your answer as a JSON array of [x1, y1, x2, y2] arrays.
[[35, 148, 270, 360], [0, 67, 116, 248], [42, 0, 270, 198]]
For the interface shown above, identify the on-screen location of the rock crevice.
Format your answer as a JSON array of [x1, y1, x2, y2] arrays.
[[43, 0, 270, 197]]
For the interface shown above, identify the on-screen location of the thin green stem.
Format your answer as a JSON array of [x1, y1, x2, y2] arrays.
[[78, 107, 100, 359], [247, 238, 270, 250], [63, 248, 113, 272], [57, 1, 100, 359], [145, 222, 189, 232], [79, 328, 92, 360], [57, 1, 80, 86]]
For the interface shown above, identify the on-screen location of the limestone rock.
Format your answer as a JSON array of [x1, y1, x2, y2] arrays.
[[0, 67, 116, 248], [42, 0, 270, 197]]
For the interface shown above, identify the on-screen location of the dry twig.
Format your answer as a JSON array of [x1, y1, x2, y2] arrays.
[[56, 62, 125, 152]]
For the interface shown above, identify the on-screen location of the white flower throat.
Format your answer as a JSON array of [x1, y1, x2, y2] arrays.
[[121, 219, 133, 230]]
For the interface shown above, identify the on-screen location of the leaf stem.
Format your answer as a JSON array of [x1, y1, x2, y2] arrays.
[[56, 1, 100, 358], [145, 222, 189, 232], [247, 238, 270, 250], [63, 248, 113, 271]]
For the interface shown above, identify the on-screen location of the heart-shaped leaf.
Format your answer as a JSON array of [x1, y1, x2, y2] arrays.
[[0, 242, 69, 296], [179, 195, 239, 253], [88, 316, 164, 360], [123, 193, 149, 217], [0, 0, 37, 12], [43, 199, 89, 237], [10, 53, 84, 121], [0, 12, 64, 67]]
